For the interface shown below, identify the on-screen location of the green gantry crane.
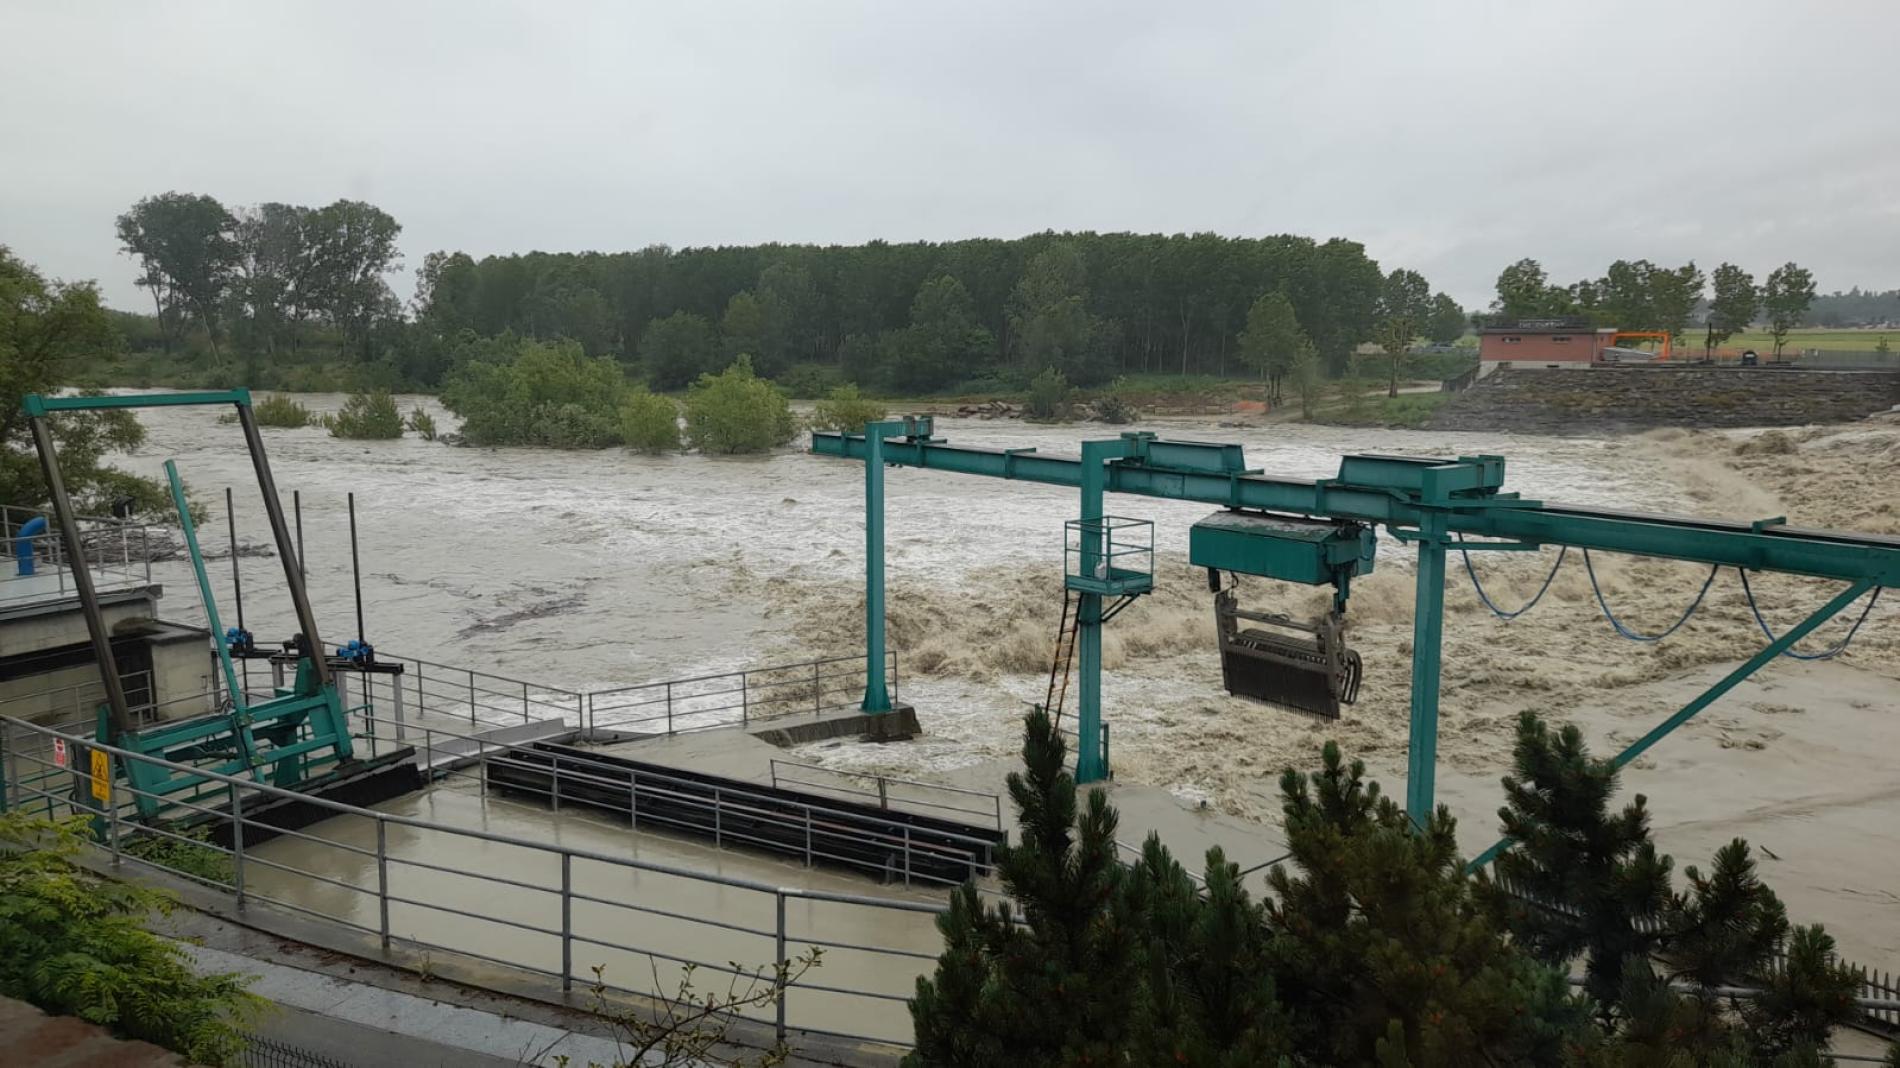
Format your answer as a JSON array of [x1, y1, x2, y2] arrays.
[[813, 420, 1896, 850]]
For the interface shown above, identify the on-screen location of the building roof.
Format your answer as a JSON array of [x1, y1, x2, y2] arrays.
[[1480, 316, 1599, 334]]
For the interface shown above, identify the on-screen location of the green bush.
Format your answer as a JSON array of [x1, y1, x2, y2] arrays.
[[0, 814, 262, 1065], [684, 357, 798, 454], [1091, 379, 1137, 424], [808, 384, 887, 433], [1025, 367, 1070, 420], [406, 406, 437, 441], [252, 393, 313, 428], [325, 390, 404, 439], [620, 391, 681, 454], [123, 825, 234, 886], [441, 338, 631, 448]]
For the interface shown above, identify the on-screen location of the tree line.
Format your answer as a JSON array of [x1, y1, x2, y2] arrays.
[[115, 192, 403, 371], [1488, 257, 1821, 358], [103, 190, 1481, 394]]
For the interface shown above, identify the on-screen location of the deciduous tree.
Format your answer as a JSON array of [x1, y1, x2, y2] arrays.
[[1372, 268, 1431, 397], [1237, 290, 1305, 403], [1705, 263, 1758, 355], [115, 192, 241, 357], [1763, 262, 1817, 359]]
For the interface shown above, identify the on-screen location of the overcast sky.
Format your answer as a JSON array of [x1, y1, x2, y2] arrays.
[[4, 0, 1896, 311]]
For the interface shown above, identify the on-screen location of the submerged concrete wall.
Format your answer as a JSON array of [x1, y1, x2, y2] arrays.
[[1430, 365, 1900, 434]]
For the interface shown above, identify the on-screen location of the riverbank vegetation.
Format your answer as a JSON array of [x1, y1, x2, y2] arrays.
[[683, 357, 798, 454], [252, 392, 314, 427], [323, 390, 404, 439], [906, 710, 1890, 1067]]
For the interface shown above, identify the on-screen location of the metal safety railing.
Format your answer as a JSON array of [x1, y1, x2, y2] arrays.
[[341, 709, 999, 890], [0, 504, 156, 606], [768, 759, 1004, 831], [0, 715, 949, 1051], [584, 651, 897, 737]]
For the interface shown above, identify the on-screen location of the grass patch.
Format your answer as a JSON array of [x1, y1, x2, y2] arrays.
[[1311, 390, 1448, 428]]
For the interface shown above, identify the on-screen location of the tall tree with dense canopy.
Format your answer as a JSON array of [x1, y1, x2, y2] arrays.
[[639, 311, 720, 390], [0, 248, 167, 514], [889, 274, 994, 393], [1237, 290, 1306, 403], [1007, 243, 1100, 381], [1372, 268, 1431, 397], [300, 199, 403, 359], [1492, 258, 1575, 321], [115, 192, 241, 357], [1704, 263, 1758, 355], [1425, 292, 1467, 344], [1762, 262, 1817, 358]]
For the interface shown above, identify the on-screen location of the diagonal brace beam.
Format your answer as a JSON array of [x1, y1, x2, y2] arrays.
[[1466, 577, 1877, 873]]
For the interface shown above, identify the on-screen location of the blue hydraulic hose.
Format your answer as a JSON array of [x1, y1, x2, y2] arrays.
[[1737, 568, 1883, 661], [1583, 548, 1719, 642], [1459, 543, 1567, 620]]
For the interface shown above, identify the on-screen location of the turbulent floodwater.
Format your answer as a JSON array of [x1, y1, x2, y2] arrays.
[[114, 393, 1900, 964], [123, 391, 1683, 691]]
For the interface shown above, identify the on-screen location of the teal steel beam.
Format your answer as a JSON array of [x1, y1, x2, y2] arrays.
[[1405, 508, 1449, 823], [165, 461, 249, 718], [1466, 577, 1877, 873], [1073, 438, 1140, 783], [859, 420, 907, 712], [22, 390, 252, 415], [810, 433, 1900, 585]]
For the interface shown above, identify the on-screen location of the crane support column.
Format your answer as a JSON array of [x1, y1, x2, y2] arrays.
[[859, 420, 907, 713], [1404, 509, 1449, 824], [1074, 438, 1139, 783]]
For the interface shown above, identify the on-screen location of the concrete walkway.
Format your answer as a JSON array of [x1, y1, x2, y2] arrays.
[[181, 942, 661, 1067]]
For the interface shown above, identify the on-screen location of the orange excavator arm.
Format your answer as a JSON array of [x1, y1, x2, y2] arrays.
[[1608, 331, 1673, 361]]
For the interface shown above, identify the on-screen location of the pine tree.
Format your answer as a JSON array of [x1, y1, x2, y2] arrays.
[[1266, 742, 1589, 1066], [1122, 838, 1291, 1065], [1667, 839, 1788, 989], [905, 708, 1134, 1066], [1485, 711, 1674, 1012], [1742, 924, 1862, 1060]]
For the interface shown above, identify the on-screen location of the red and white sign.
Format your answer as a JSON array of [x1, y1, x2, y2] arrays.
[[53, 738, 68, 768]]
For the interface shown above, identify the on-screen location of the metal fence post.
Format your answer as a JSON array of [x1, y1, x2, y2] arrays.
[[107, 788, 121, 865], [877, 776, 888, 810], [522, 680, 530, 723], [774, 892, 788, 1044], [468, 673, 477, 727], [713, 788, 722, 847], [628, 769, 637, 829], [377, 817, 391, 948], [741, 671, 749, 728], [804, 808, 813, 868], [392, 675, 406, 743], [424, 728, 433, 779], [902, 826, 911, 887], [560, 853, 573, 992], [415, 660, 424, 719], [665, 682, 673, 734], [231, 784, 246, 907], [551, 758, 561, 812], [813, 661, 821, 715]]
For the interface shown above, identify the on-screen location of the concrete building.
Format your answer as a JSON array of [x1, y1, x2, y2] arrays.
[[1, 510, 211, 729], [1478, 317, 1617, 373]]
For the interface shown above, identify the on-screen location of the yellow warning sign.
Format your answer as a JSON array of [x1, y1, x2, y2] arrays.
[[89, 749, 111, 803]]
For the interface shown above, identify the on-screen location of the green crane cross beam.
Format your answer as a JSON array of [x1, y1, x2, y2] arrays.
[[812, 420, 1896, 826]]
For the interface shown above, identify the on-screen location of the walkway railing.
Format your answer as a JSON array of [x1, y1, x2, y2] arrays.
[[584, 651, 897, 737], [347, 710, 999, 890], [0, 715, 945, 1051], [0, 504, 155, 607], [768, 759, 1003, 831]]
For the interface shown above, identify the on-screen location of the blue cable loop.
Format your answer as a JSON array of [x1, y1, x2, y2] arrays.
[[1459, 543, 1567, 620], [1582, 548, 1719, 642], [1737, 568, 1883, 661]]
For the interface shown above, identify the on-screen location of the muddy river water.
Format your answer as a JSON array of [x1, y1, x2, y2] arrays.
[[112, 393, 1900, 988]]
